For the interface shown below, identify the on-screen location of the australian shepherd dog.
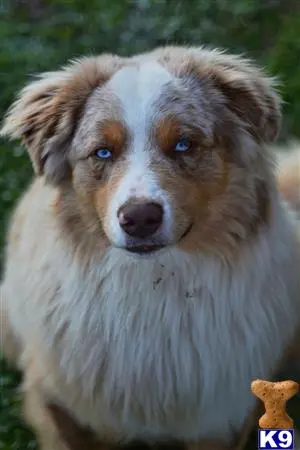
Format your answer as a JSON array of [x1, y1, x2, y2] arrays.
[[1, 46, 300, 450]]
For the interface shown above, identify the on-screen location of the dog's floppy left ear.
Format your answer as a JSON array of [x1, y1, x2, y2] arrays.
[[0, 56, 122, 184], [189, 48, 282, 144]]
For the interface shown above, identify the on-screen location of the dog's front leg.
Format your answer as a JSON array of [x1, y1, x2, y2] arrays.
[[46, 402, 114, 450], [23, 386, 70, 450]]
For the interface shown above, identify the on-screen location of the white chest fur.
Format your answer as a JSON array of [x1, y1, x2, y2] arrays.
[[37, 225, 299, 443], [5, 195, 300, 443]]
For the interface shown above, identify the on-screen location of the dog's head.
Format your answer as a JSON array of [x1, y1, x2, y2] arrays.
[[1, 47, 281, 257]]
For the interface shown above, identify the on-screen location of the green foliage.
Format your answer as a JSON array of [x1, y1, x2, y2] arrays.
[[0, 358, 37, 449], [0, 1, 299, 448]]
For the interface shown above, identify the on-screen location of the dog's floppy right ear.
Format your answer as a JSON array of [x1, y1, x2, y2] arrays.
[[191, 48, 282, 144], [0, 56, 122, 184], [161, 46, 281, 145]]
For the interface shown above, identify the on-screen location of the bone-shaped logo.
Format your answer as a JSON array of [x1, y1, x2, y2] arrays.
[[251, 379, 299, 429]]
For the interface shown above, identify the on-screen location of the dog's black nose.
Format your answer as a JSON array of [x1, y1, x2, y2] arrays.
[[118, 202, 163, 238]]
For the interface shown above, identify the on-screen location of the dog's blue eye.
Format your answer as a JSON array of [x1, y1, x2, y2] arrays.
[[174, 138, 191, 152], [95, 148, 112, 159]]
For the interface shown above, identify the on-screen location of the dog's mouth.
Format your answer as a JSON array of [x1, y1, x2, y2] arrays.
[[124, 223, 193, 255], [125, 244, 164, 254]]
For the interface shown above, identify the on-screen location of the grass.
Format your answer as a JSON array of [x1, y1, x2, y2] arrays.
[[0, 358, 37, 450]]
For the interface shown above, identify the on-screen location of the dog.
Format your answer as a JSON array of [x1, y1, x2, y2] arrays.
[[1, 46, 300, 450]]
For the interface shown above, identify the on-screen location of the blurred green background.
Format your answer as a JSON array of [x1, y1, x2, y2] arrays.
[[0, 0, 300, 448]]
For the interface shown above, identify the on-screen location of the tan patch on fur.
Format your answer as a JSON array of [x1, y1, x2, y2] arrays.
[[155, 116, 181, 154], [93, 159, 128, 222], [52, 157, 129, 265], [51, 191, 62, 213], [55, 188, 110, 268], [94, 183, 112, 222], [175, 160, 269, 257], [277, 151, 300, 213], [153, 144, 232, 255], [96, 120, 128, 159]]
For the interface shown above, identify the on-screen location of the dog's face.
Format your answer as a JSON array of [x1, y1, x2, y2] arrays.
[[1, 47, 281, 257]]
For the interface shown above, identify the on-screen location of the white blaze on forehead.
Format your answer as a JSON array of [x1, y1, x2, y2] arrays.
[[106, 62, 174, 244], [107, 61, 173, 130]]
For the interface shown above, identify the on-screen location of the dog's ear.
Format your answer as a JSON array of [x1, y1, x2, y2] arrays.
[[189, 48, 282, 144], [0, 56, 122, 184]]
